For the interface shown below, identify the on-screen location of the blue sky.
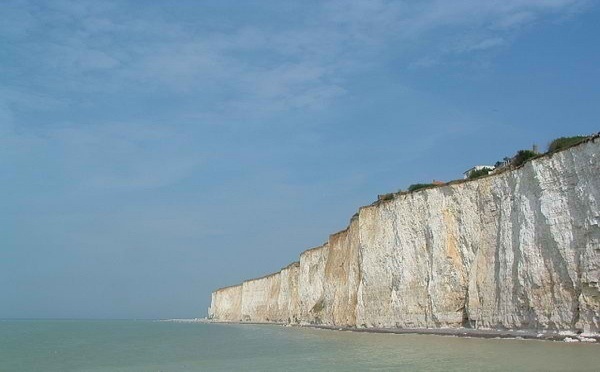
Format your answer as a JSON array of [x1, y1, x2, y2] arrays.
[[2, 0, 599, 319]]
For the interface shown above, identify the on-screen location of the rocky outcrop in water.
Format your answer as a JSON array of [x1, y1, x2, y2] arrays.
[[208, 136, 600, 335]]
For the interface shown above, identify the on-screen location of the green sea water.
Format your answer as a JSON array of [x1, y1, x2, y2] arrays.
[[1, 320, 599, 371]]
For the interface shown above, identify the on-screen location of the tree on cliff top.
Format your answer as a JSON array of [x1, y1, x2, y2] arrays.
[[512, 150, 537, 167]]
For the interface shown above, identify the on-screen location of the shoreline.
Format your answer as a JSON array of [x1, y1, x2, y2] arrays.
[[167, 319, 600, 343], [302, 324, 600, 343]]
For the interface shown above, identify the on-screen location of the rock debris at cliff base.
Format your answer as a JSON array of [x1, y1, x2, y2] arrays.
[[209, 136, 600, 335]]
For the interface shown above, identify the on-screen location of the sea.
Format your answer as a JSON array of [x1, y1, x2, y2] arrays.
[[1, 320, 599, 371]]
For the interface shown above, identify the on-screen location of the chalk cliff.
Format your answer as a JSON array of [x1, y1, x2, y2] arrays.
[[208, 136, 600, 334]]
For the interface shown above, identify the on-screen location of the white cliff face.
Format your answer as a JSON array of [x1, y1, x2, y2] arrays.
[[241, 274, 281, 322], [208, 285, 242, 321], [322, 218, 360, 326], [278, 262, 301, 323], [299, 244, 329, 323], [209, 138, 600, 334]]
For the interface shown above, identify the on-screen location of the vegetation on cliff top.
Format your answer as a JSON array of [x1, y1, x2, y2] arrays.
[[404, 136, 590, 195], [548, 136, 588, 152], [467, 167, 493, 179], [408, 183, 435, 192], [512, 149, 538, 167], [374, 133, 595, 206]]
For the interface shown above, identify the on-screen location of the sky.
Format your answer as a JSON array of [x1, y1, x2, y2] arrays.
[[2, 0, 600, 319]]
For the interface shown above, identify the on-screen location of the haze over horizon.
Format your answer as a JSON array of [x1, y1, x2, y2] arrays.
[[2, 0, 600, 319]]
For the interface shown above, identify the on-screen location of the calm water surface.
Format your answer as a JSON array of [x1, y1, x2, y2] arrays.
[[1, 320, 599, 371]]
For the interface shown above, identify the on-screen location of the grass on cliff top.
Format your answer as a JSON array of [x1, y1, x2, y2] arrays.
[[407, 183, 435, 192], [548, 136, 588, 153]]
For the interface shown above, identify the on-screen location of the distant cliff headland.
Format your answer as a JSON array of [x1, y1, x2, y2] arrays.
[[208, 134, 600, 337]]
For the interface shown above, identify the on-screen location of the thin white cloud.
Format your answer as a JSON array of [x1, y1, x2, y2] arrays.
[[408, 57, 439, 70], [3, 0, 590, 113], [1, 0, 593, 189], [454, 37, 508, 53], [492, 11, 537, 29]]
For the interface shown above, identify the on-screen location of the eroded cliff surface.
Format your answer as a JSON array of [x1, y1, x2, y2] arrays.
[[209, 137, 600, 334]]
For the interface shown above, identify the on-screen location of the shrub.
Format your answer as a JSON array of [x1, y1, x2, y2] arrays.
[[468, 167, 493, 179], [512, 150, 537, 167], [547, 136, 587, 153], [378, 193, 394, 201], [408, 183, 434, 192]]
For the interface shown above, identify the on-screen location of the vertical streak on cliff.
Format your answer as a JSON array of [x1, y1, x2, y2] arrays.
[[322, 217, 360, 326], [278, 262, 301, 323], [299, 244, 329, 323], [570, 142, 600, 333]]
